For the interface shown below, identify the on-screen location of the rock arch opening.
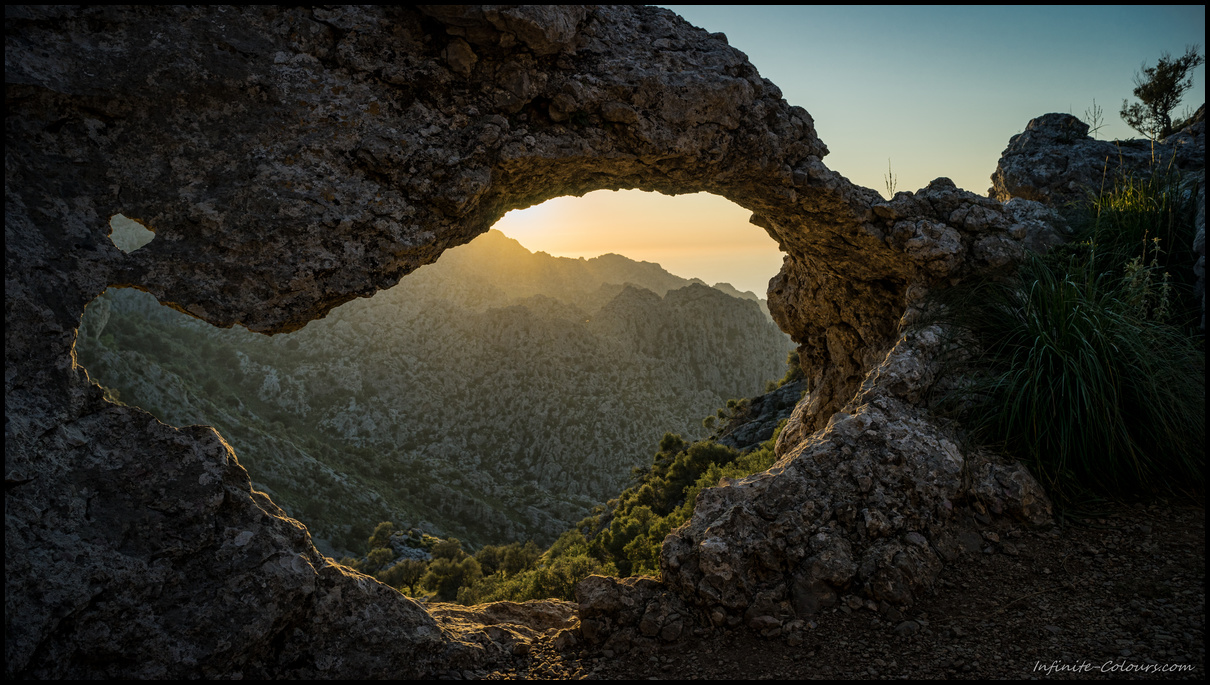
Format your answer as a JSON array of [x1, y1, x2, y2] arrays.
[[9, 5, 1062, 677], [108, 215, 156, 254], [77, 196, 794, 564]]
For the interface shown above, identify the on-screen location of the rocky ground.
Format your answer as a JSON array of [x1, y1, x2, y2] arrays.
[[438, 501, 1204, 680]]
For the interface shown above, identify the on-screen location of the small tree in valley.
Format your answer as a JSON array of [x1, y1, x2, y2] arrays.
[[368, 521, 396, 549]]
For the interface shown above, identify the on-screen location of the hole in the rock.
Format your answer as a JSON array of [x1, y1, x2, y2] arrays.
[[108, 214, 156, 253], [76, 192, 796, 601]]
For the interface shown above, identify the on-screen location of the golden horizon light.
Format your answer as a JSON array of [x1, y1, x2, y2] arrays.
[[491, 189, 786, 296]]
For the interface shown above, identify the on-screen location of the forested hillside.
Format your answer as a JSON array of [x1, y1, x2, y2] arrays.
[[76, 225, 793, 554]]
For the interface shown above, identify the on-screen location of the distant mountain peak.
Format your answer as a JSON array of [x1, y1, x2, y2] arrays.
[[475, 228, 530, 253], [432, 229, 769, 318]]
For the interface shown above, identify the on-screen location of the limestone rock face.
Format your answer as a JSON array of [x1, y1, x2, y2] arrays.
[[989, 111, 1205, 209], [8, 5, 1056, 676], [768, 178, 1066, 433], [660, 325, 1051, 630], [716, 379, 807, 453]]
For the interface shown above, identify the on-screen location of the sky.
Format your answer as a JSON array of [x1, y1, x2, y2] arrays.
[[494, 5, 1206, 295]]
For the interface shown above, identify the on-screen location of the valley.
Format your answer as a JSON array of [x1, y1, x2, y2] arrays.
[[76, 224, 793, 555]]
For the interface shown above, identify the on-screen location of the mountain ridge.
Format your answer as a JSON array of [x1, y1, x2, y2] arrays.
[[77, 226, 793, 554]]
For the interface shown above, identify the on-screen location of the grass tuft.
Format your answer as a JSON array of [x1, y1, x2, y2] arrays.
[[925, 165, 1204, 505]]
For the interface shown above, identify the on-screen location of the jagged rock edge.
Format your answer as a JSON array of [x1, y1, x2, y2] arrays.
[[6, 6, 1064, 676]]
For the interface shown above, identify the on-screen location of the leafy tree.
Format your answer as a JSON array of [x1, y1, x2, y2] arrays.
[[502, 541, 543, 576], [475, 541, 541, 577], [430, 538, 467, 561], [665, 441, 736, 499], [364, 546, 395, 573], [368, 521, 396, 549], [526, 553, 607, 600], [422, 556, 482, 601], [1120, 45, 1205, 140], [658, 433, 687, 455], [473, 543, 507, 577], [347, 522, 371, 555], [377, 558, 427, 594]]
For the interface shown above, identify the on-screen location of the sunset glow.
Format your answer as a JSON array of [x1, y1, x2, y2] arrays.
[[493, 190, 784, 296]]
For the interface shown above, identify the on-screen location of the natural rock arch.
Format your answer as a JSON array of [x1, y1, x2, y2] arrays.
[[7, 5, 1056, 677]]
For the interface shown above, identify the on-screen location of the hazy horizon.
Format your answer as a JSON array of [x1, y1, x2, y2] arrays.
[[493, 190, 782, 296]]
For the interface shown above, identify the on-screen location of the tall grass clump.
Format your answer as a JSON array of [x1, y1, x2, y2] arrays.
[[1082, 166, 1202, 329], [926, 165, 1204, 504]]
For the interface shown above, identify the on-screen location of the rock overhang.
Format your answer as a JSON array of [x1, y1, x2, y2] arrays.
[[6, 5, 1058, 677]]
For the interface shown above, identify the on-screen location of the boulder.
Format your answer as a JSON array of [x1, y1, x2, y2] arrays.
[[989, 109, 1204, 209]]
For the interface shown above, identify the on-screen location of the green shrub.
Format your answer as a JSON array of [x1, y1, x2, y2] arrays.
[[377, 558, 427, 594], [1081, 167, 1201, 330], [430, 538, 467, 561], [364, 546, 395, 573], [779, 349, 805, 386], [586, 423, 783, 576], [455, 531, 614, 604], [525, 552, 611, 600], [926, 167, 1204, 503], [422, 556, 482, 601], [474, 541, 541, 577], [392, 412, 788, 604], [367, 521, 395, 549]]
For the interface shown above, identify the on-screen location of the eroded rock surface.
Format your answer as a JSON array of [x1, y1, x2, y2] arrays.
[[989, 110, 1205, 209], [768, 178, 1066, 433], [659, 325, 1051, 634], [8, 5, 1058, 676]]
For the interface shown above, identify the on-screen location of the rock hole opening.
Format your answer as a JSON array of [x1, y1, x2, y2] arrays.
[[75, 190, 799, 604], [108, 214, 156, 253]]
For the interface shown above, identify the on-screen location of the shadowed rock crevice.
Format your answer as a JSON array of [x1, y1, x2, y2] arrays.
[[8, 5, 1061, 677]]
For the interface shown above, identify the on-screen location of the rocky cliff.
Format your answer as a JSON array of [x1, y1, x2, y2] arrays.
[[8, 5, 1062, 677]]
